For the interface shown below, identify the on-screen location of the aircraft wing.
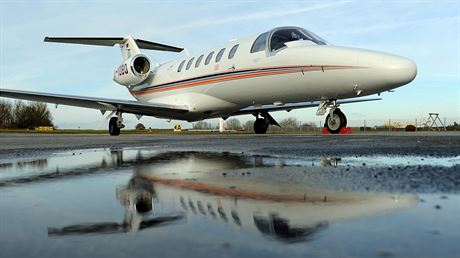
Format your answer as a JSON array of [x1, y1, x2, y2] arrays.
[[47, 214, 184, 236], [0, 89, 189, 117], [231, 97, 382, 116]]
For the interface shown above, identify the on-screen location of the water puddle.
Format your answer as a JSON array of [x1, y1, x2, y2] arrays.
[[0, 148, 458, 257]]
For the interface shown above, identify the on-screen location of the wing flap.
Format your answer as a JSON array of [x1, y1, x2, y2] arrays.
[[0, 89, 188, 117]]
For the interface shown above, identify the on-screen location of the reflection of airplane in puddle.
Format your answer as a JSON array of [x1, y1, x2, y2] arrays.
[[48, 152, 416, 242], [320, 157, 341, 167], [48, 177, 184, 236]]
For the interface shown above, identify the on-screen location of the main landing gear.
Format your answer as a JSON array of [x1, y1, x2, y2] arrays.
[[253, 112, 279, 134], [109, 111, 125, 136], [254, 117, 269, 134]]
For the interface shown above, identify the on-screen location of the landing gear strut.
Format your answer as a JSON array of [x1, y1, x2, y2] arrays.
[[109, 111, 124, 136], [253, 112, 278, 134], [325, 108, 347, 134]]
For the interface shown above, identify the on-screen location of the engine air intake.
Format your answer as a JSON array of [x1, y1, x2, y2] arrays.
[[133, 56, 150, 76]]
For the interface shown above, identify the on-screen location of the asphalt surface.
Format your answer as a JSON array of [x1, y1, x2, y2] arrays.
[[1, 132, 459, 258], [1, 132, 458, 194], [1, 132, 459, 158]]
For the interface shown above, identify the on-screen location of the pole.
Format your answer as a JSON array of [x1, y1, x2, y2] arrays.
[[389, 119, 391, 132], [364, 120, 366, 133]]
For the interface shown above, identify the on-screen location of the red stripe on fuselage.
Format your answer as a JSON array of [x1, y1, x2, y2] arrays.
[[131, 65, 361, 95]]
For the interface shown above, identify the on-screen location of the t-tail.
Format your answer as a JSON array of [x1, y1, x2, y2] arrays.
[[44, 36, 183, 87]]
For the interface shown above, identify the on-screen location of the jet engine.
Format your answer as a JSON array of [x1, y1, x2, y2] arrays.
[[113, 54, 151, 86]]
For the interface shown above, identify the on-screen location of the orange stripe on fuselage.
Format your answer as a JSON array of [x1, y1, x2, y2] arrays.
[[131, 65, 356, 95], [137, 175, 347, 203]]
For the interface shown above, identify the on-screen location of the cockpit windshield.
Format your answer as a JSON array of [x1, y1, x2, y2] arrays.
[[269, 27, 328, 52]]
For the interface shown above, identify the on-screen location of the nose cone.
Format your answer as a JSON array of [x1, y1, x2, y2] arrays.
[[358, 50, 417, 91], [384, 56, 417, 86]]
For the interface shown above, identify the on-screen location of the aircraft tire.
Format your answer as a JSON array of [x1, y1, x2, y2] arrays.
[[109, 117, 121, 136], [325, 110, 345, 134], [335, 109, 347, 128], [254, 118, 269, 134]]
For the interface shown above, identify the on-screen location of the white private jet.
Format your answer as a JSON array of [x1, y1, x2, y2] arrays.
[[0, 26, 417, 135]]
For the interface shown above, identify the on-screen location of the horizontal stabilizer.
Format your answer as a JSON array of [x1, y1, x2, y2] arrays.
[[44, 37, 184, 53]]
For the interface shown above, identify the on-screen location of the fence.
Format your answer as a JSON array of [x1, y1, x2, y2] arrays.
[[250, 116, 458, 133], [191, 116, 459, 133]]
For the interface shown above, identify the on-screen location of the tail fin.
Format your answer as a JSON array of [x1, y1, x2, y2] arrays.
[[44, 36, 183, 59]]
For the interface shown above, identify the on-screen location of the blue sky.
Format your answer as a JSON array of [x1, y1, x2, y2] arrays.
[[1, 0, 459, 129]]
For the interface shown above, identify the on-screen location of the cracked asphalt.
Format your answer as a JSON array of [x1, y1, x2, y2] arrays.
[[0, 132, 459, 158]]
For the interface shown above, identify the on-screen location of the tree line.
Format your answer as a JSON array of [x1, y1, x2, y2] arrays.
[[0, 100, 54, 129], [192, 117, 318, 131]]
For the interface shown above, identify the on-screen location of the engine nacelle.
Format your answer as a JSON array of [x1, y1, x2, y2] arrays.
[[113, 54, 151, 86]]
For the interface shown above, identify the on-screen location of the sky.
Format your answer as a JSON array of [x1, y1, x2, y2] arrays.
[[1, 0, 459, 129]]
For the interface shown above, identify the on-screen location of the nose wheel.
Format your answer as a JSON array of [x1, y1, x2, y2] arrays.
[[325, 108, 347, 134]]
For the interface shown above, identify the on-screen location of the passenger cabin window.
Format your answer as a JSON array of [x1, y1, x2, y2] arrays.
[[269, 28, 327, 52], [195, 54, 204, 68], [177, 60, 186, 72], [205, 51, 214, 65], [215, 48, 225, 62], [228, 44, 239, 59], [186, 57, 195, 70], [250, 32, 268, 53]]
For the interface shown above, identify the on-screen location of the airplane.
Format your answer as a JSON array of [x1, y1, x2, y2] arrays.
[[0, 26, 417, 135]]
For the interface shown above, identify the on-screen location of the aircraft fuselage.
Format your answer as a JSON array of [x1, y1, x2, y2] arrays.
[[129, 27, 416, 122]]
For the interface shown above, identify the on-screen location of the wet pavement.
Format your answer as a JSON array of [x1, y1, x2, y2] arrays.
[[0, 134, 459, 258]]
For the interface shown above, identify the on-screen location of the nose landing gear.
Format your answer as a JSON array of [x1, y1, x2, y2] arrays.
[[316, 100, 348, 134]]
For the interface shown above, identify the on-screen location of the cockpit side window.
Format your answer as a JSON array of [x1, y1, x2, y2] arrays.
[[270, 29, 309, 51], [250, 32, 268, 53], [269, 28, 327, 52]]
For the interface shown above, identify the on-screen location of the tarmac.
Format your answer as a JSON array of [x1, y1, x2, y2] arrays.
[[0, 132, 459, 258], [1, 131, 459, 158]]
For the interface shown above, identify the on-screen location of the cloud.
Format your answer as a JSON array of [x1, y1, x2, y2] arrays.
[[138, 1, 355, 38], [2, 1, 459, 128]]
